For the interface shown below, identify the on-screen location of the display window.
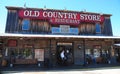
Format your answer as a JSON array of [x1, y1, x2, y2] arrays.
[[9, 48, 33, 59], [18, 48, 33, 59], [93, 49, 100, 58], [85, 45, 111, 64]]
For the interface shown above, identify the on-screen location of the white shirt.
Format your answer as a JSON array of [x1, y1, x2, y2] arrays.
[[60, 50, 65, 59]]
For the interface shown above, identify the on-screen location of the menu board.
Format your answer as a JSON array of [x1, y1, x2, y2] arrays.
[[35, 49, 44, 61]]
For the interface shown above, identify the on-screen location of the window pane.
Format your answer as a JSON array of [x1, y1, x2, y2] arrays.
[[22, 20, 30, 30], [96, 24, 101, 33]]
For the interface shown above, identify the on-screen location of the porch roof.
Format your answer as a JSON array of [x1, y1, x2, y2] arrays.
[[0, 33, 120, 39]]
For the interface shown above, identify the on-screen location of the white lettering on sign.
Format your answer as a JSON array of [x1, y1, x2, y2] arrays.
[[24, 10, 40, 17], [80, 14, 101, 21], [19, 10, 104, 24], [43, 11, 77, 19], [54, 19, 80, 24]]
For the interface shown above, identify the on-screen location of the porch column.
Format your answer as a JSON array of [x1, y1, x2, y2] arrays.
[[83, 39, 86, 66]]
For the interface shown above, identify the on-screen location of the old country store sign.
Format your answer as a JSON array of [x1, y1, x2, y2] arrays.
[[19, 9, 104, 25]]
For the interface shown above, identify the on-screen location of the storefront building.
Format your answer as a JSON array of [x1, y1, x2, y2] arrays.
[[0, 6, 120, 67]]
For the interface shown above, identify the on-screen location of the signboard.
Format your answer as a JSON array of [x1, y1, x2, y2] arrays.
[[60, 25, 70, 33], [52, 27, 78, 34], [35, 49, 44, 61], [19, 9, 104, 25], [57, 42, 73, 45], [70, 28, 79, 34], [8, 39, 17, 47], [51, 27, 60, 34]]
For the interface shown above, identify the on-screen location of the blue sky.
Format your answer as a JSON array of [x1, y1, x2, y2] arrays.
[[0, 0, 120, 36]]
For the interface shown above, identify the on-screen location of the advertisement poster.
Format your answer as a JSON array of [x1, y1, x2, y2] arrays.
[[35, 49, 44, 61]]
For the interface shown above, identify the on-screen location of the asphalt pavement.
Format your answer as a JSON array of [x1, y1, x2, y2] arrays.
[[1, 64, 120, 74], [1, 68, 120, 74]]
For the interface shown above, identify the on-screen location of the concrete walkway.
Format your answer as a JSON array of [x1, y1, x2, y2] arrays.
[[1, 64, 120, 74], [1, 66, 120, 74]]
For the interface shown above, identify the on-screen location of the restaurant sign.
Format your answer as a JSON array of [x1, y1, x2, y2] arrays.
[[19, 9, 104, 25]]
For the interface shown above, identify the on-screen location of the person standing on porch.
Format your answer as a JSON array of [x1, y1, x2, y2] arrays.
[[60, 50, 65, 60]]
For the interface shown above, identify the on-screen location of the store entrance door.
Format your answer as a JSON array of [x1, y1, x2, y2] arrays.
[[56, 42, 73, 66]]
